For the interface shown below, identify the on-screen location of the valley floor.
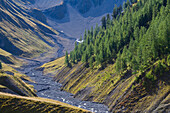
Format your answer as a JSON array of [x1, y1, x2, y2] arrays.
[[14, 53, 110, 113]]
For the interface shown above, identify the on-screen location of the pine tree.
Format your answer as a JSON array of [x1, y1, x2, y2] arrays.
[[106, 46, 111, 59], [131, 57, 138, 73], [91, 26, 93, 37], [72, 53, 76, 63], [80, 36, 82, 41], [65, 51, 69, 67], [123, 2, 127, 10], [112, 4, 118, 18], [84, 29, 87, 40], [101, 16, 106, 29], [131, 0, 137, 4], [163, 0, 167, 6], [82, 52, 88, 63], [116, 52, 121, 72], [89, 57, 94, 69], [69, 0, 170, 74], [127, 0, 130, 6], [106, 14, 111, 27], [99, 50, 104, 64]]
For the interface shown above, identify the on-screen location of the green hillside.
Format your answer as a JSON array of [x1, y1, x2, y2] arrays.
[[42, 0, 170, 112], [0, 62, 36, 96], [0, 48, 23, 67], [0, 0, 59, 58], [0, 92, 91, 113]]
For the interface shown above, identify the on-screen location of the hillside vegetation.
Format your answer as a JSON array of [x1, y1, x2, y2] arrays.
[[0, 62, 36, 96], [0, 48, 23, 67], [42, 0, 170, 112], [0, 0, 59, 57], [0, 92, 91, 113]]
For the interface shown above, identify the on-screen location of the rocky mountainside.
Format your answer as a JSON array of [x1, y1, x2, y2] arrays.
[[22, 0, 125, 39], [40, 0, 170, 112], [0, 0, 75, 58], [0, 0, 129, 112], [1, 0, 120, 58]]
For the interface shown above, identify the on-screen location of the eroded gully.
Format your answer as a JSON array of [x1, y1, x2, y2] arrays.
[[16, 52, 110, 113]]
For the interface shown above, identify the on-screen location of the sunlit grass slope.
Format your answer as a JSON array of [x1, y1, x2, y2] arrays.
[[0, 48, 23, 67], [41, 57, 170, 112], [0, 92, 91, 113], [40, 56, 65, 75], [0, 62, 36, 96], [0, 0, 59, 58]]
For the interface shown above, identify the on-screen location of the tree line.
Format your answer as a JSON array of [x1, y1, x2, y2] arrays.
[[65, 0, 170, 74]]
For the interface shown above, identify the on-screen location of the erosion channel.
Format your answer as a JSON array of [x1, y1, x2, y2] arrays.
[[16, 54, 110, 113]]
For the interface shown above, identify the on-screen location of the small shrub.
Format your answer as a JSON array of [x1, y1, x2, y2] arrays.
[[145, 71, 157, 81], [132, 85, 136, 91]]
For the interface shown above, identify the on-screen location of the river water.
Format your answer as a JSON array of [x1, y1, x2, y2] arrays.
[[16, 57, 110, 113]]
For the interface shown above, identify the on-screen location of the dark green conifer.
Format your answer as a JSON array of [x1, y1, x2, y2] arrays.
[[101, 16, 106, 29], [65, 51, 69, 67]]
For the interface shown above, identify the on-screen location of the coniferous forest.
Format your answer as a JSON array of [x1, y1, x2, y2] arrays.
[[66, 0, 170, 78], [1, 0, 169, 112]]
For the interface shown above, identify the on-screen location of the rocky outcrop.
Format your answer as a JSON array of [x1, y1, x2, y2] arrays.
[[67, 0, 104, 14], [29, 8, 47, 23], [68, 0, 93, 14], [44, 2, 67, 20]]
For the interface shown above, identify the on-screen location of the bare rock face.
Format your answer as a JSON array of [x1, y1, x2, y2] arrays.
[[19, 0, 125, 39], [68, 0, 93, 14], [67, 0, 104, 14], [44, 2, 67, 20], [29, 8, 47, 23]]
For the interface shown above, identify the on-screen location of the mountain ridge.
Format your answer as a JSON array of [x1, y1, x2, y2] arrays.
[[21, 0, 125, 39]]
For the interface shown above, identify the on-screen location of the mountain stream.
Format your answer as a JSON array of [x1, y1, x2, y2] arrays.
[[16, 56, 110, 113]]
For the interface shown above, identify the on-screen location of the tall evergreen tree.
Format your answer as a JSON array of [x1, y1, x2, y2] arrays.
[[65, 51, 69, 67], [69, 0, 170, 73], [89, 56, 94, 69], [112, 4, 118, 18], [101, 16, 106, 29]]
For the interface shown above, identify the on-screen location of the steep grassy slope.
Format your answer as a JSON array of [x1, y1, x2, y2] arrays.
[[0, 92, 91, 113], [0, 62, 36, 96], [41, 57, 170, 112], [0, 48, 33, 96], [0, 48, 23, 66], [0, 0, 60, 57], [40, 56, 65, 75]]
